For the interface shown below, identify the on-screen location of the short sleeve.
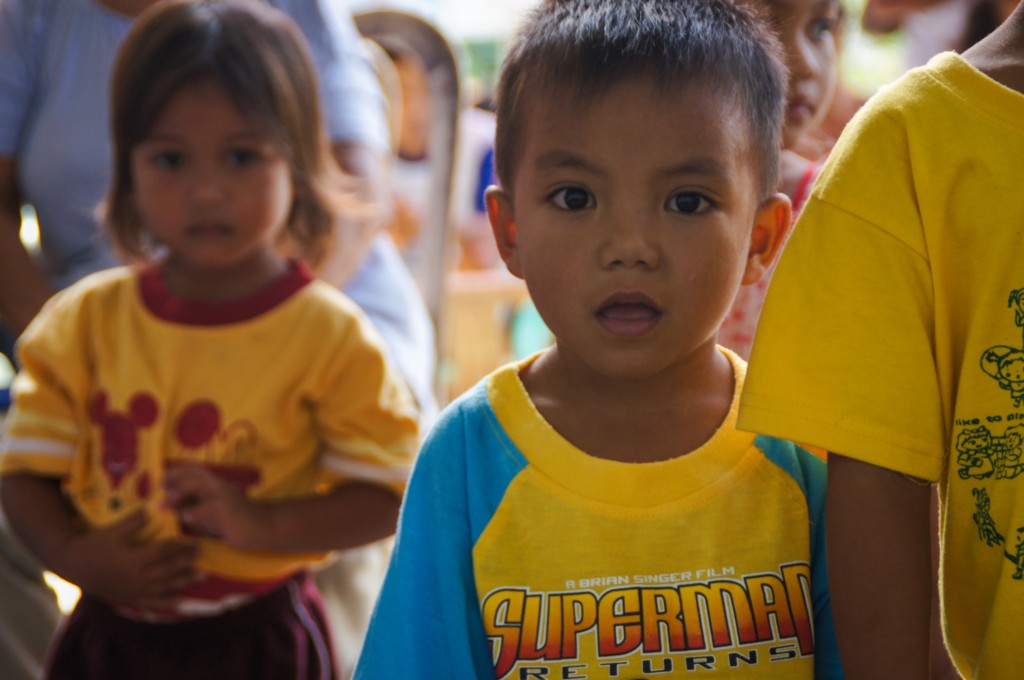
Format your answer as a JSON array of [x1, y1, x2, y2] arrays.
[[739, 105, 946, 481], [1, 290, 92, 478], [313, 309, 420, 495], [0, 0, 39, 155], [272, 0, 389, 151], [354, 400, 497, 678]]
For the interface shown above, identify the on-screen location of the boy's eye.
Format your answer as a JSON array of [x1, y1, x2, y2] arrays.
[[550, 186, 595, 210], [227, 149, 261, 166], [667, 191, 712, 215]]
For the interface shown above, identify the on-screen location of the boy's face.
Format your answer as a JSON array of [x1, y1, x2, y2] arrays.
[[488, 77, 789, 381]]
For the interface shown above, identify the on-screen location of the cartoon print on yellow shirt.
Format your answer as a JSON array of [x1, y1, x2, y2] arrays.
[[955, 289, 1024, 483], [956, 425, 1024, 480], [981, 289, 1024, 407], [168, 400, 261, 486], [970, 488, 1024, 579], [960, 289, 1024, 580], [90, 390, 262, 517], [972, 488, 1004, 546], [91, 390, 159, 509]]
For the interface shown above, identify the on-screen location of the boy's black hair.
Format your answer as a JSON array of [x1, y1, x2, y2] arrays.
[[494, 0, 787, 198]]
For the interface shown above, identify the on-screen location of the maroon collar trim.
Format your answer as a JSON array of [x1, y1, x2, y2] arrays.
[[139, 261, 313, 326]]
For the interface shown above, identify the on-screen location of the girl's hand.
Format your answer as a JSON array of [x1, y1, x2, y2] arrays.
[[60, 509, 198, 610], [163, 465, 266, 550]]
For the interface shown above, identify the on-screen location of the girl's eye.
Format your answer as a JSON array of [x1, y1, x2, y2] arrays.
[[153, 152, 184, 169], [810, 15, 836, 39], [227, 149, 260, 166], [667, 191, 712, 215], [550, 186, 595, 210]]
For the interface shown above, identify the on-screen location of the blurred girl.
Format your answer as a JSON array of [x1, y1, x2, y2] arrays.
[[0, 1, 419, 677], [718, 0, 840, 358]]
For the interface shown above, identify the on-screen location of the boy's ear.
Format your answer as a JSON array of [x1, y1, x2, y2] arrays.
[[485, 186, 524, 279], [741, 193, 792, 285]]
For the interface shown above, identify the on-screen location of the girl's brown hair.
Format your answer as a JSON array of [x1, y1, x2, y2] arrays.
[[105, 0, 343, 266]]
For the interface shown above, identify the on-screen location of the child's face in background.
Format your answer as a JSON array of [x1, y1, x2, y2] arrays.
[[768, 0, 840, 149], [130, 81, 294, 281], [488, 77, 788, 381]]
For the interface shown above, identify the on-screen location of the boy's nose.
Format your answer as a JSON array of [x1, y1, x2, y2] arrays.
[[599, 221, 660, 270]]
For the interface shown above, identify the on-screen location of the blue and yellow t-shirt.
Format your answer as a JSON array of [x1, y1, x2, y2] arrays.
[[355, 349, 842, 679]]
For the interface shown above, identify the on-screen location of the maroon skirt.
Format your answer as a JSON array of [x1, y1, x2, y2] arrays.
[[45, 571, 337, 680]]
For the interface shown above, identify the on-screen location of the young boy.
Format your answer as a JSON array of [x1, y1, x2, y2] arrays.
[[354, 0, 843, 677], [738, 3, 1024, 678]]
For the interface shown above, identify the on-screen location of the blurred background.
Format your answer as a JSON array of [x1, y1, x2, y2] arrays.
[[347, 0, 908, 102], [342, 0, 913, 402], [0, 0, 913, 403]]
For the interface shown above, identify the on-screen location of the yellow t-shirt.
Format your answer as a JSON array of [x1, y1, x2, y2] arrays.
[[1, 264, 420, 615], [739, 52, 1024, 679]]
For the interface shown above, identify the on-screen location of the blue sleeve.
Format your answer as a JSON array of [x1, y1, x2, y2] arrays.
[[354, 387, 520, 678], [756, 436, 844, 680]]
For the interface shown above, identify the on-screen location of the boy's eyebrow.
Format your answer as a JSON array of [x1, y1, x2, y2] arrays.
[[532, 150, 609, 177], [659, 158, 731, 180], [533, 151, 730, 180]]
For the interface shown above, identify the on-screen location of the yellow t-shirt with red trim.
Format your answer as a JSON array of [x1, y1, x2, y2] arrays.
[[1, 263, 419, 615]]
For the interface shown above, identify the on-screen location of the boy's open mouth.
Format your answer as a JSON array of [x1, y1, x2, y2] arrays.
[[596, 294, 663, 337]]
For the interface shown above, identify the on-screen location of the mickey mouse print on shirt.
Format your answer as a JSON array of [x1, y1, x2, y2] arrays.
[[90, 390, 159, 509], [89, 390, 262, 514]]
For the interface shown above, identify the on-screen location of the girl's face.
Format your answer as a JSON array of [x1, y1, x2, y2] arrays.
[[130, 81, 294, 291], [768, 0, 840, 149]]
